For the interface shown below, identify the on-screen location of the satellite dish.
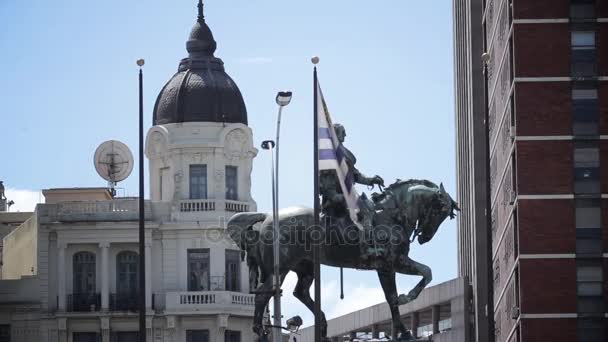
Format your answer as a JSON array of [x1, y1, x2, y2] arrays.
[[94, 140, 134, 193]]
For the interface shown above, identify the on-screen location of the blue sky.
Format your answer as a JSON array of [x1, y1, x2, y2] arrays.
[[1, 0, 456, 327]]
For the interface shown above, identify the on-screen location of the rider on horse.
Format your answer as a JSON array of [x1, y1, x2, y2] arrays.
[[319, 123, 385, 260]]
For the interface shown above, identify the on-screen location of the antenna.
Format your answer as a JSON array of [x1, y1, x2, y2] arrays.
[[94, 140, 134, 196]]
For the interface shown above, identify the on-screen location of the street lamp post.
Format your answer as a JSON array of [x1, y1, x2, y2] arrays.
[[262, 91, 292, 342]]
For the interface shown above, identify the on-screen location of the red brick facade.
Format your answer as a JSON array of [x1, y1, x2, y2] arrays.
[[518, 199, 575, 254], [513, 24, 571, 78], [519, 259, 577, 313], [520, 318, 577, 341], [516, 141, 573, 194], [476, 2, 608, 342], [513, 0, 569, 20], [515, 82, 572, 136]]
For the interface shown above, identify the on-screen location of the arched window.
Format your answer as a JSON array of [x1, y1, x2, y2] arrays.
[[73, 252, 96, 294], [116, 251, 139, 295]]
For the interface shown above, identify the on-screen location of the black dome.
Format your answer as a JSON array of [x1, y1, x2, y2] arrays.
[[153, 2, 247, 125]]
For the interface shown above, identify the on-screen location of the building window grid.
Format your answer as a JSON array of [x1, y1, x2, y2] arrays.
[[571, 30, 597, 78], [0, 325, 9, 342], [73, 251, 96, 294], [573, 141, 600, 194], [572, 86, 599, 136], [186, 330, 209, 342], [225, 166, 238, 200], [189, 165, 208, 200], [111, 332, 139, 342], [570, 0, 597, 21], [188, 249, 210, 292], [224, 330, 241, 342], [225, 250, 241, 292]]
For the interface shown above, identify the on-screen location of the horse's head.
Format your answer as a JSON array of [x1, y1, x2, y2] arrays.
[[415, 183, 459, 245]]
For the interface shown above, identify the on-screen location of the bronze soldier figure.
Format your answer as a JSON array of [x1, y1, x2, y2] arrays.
[[319, 123, 384, 260]]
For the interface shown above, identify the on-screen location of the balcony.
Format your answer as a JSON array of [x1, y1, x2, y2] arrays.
[[164, 291, 254, 315], [178, 199, 251, 213], [110, 293, 138, 312], [55, 199, 153, 222], [67, 293, 101, 312]]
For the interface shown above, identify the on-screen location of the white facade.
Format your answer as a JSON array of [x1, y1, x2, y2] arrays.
[[0, 121, 259, 342]]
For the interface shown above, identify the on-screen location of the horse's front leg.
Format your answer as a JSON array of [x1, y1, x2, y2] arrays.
[[253, 277, 274, 342], [395, 256, 432, 305], [377, 270, 413, 341]]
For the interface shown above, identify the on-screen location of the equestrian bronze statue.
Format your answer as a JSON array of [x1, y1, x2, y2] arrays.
[[227, 124, 459, 341]]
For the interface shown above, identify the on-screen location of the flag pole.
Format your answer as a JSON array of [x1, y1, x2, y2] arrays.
[[311, 56, 322, 342], [136, 58, 146, 342]]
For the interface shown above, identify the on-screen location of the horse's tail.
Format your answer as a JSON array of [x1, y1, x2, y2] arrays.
[[227, 212, 268, 250]]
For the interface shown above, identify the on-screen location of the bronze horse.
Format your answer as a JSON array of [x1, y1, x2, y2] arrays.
[[227, 179, 458, 341]]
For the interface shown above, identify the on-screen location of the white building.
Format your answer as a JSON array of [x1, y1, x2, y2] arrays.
[[0, 3, 260, 342]]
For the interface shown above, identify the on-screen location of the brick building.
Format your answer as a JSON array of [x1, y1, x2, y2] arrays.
[[454, 1, 608, 341]]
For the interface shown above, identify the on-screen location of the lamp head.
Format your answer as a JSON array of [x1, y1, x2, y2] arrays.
[[276, 91, 293, 107], [286, 315, 303, 332], [276, 91, 292, 107]]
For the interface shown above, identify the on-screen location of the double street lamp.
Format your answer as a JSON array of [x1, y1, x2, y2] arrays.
[[261, 90, 293, 342]]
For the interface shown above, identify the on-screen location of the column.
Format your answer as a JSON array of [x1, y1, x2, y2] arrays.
[[57, 244, 66, 312], [100, 242, 110, 311], [432, 305, 440, 334], [371, 324, 380, 339], [165, 316, 176, 342], [100, 317, 110, 342], [410, 311, 419, 339], [145, 243, 152, 310], [58, 318, 67, 342], [216, 315, 228, 342], [146, 316, 154, 341]]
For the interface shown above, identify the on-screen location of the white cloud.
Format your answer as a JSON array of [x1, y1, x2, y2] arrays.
[[4, 188, 42, 212], [234, 57, 273, 64]]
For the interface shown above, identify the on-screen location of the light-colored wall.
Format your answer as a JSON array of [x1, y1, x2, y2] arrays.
[[2, 213, 37, 279], [146, 122, 258, 206], [43, 188, 112, 204]]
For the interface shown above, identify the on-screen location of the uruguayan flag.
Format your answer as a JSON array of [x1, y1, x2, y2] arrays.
[[316, 83, 361, 225]]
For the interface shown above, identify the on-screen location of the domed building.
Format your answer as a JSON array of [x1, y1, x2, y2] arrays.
[[0, 2, 257, 342]]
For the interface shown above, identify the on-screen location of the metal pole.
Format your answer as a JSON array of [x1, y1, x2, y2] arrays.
[[312, 65, 322, 342], [138, 63, 146, 342], [270, 141, 282, 342], [273, 105, 284, 342]]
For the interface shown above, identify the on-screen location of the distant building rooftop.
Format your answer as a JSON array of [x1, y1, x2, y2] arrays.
[[42, 187, 112, 204]]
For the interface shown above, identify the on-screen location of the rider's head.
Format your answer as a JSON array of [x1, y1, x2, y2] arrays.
[[333, 123, 346, 143]]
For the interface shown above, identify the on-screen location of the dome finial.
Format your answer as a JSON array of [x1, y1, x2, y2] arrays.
[[197, 0, 205, 23]]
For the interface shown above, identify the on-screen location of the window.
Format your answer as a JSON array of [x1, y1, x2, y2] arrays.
[[113, 251, 139, 310], [190, 165, 208, 199], [570, 0, 596, 20], [73, 333, 101, 342], [186, 330, 209, 342], [73, 252, 96, 294], [225, 330, 241, 342], [572, 87, 599, 136], [111, 332, 139, 342], [0, 325, 9, 342], [574, 142, 599, 194], [225, 166, 238, 200], [575, 199, 601, 228], [576, 228, 602, 255], [225, 250, 241, 292], [571, 31, 596, 77], [576, 260, 604, 313], [578, 319, 604, 342], [188, 249, 210, 291]]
